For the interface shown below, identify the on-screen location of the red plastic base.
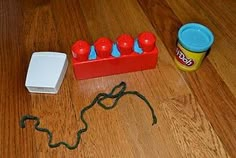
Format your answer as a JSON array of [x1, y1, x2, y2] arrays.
[[71, 32, 159, 80], [72, 48, 158, 79]]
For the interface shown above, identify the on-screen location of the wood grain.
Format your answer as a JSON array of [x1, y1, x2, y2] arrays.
[[159, 94, 229, 157], [0, 0, 235, 157], [165, 0, 236, 96], [138, 0, 236, 157]]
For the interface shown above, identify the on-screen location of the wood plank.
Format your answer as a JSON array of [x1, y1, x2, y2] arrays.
[[159, 94, 230, 157], [164, 0, 236, 96], [0, 0, 37, 157], [138, 0, 236, 157], [0, 0, 235, 157]]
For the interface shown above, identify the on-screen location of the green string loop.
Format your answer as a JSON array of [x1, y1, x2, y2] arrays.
[[20, 82, 157, 150]]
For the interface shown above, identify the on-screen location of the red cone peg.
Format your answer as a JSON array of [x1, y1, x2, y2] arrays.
[[72, 40, 90, 61], [94, 37, 113, 58], [138, 32, 156, 52], [117, 34, 134, 55]]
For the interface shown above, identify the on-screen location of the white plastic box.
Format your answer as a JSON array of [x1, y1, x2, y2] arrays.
[[25, 52, 68, 94]]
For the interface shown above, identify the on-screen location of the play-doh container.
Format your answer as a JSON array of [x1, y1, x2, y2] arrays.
[[175, 23, 214, 71]]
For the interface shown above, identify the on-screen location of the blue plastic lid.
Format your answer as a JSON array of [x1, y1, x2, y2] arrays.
[[178, 23, 214, 52]]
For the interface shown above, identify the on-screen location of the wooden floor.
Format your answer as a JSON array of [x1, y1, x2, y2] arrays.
[[0, 0, 235, 157]]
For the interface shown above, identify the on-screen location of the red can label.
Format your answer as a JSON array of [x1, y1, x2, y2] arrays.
[[176, 47, 194, 66]]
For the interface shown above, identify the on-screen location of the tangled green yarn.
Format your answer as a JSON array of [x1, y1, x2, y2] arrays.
[[20, 82, 157, 150]]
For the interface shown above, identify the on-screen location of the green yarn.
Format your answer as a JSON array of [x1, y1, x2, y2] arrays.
[[20, 81, 157, 150]]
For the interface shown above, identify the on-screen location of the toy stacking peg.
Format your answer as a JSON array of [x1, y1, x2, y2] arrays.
[[117, 34, 134, 55], [72, 40, 90, 61], [94, 37, 113, 58], [71, 32, 159, 79], [138, 32, 156, 52]]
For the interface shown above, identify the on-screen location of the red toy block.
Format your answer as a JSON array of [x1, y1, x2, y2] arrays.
[[72, 32, 159, 80]]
